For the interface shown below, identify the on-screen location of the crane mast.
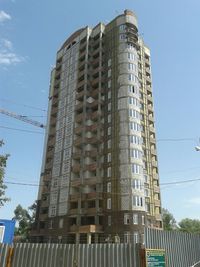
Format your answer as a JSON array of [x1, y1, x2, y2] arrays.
[[0, 108, 46, 129]]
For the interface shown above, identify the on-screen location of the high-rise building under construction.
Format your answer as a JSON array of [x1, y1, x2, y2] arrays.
[[32, 10, 162, 244]]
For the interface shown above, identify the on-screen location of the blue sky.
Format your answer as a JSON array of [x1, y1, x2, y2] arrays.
[[1, 0, 200, 223]]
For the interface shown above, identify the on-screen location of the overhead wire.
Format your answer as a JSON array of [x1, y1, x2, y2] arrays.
[[0, 125, 44, 135], [0, 98, 47, 112]]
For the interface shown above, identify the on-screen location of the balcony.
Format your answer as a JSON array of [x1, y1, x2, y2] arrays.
[[84, 163, 97, 172], [149, 126, 155, 134], [152, 161, 158, 168], [69, 208, 78, 215], [150, 137, 156, 144], [149, 115, 154, 122], [69, 194, 81, 202], [72, 164, 81, 173], [86, 192, 103, 200], [71, 179, 81, 187], [75, 113, 84, 123], [69, 224, 103, 233], [155, 214, 162, 221], [154, 186, 160, 193], [39, 213, 48, 221], [85, 149, 98, 158], [74, 137, 82, 147], [72, 151, 82, 159], [148, 105, 154, 112], [151, 148, 157, 156], [75, 102, 84, 112], [41, 200, 49, 208]]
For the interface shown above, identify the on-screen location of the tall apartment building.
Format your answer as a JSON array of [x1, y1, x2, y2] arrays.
[[32, 10, 162, 244]]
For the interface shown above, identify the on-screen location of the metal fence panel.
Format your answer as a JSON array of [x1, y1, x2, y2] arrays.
[[1, 243, 138, 267], [0, 243, 9, 267], [145, 228, 200, 267]]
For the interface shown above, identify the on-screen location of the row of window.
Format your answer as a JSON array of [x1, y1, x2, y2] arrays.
[[107, 195, 144, 209], [129, 97, 140, 107], [132, 163, 142, 174], [130, 135, 142, 145], [130, 122, 141, 132], [130, 149, 143, 159], [129, 109, 140, 119], [131, 179, 142, 190], [124, 213, 145, 225]]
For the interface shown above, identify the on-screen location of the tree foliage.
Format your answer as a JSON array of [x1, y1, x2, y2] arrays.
[[162, 208, 177, 231], [13, 201, 36, 241], [0, 140, 10, 207], [179, 218, 200, 234]]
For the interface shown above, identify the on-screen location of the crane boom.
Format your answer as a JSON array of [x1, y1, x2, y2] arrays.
[[0, 108, 46, 129]]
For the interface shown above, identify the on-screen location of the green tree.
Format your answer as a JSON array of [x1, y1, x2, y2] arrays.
[[162, 208, 177, 231], [179, 218, 200, 234], [0, 140, 10, 207], [13, 201, 36, 241]]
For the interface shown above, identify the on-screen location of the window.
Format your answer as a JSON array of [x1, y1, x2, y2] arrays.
[[107, 139, 111, 149], [133, 231, 139, 243], [144, 175, 148, 183], [59, 218, 64, 228], [141, 215, 145, 225], [119, 34, 126, 40], [145, 189, 149, 197], [0, 226, 5, 242], [129, 135, 141, 145], [108, 91, 111, 99], [108, 103, 111, 111], [130, 122, 140, 132], [108, 58, 111, 67], [132, 196, 143, 207], [107, 198, 111, 209], [108, 69, 111, 77], [108, 80, 111, 88], [129, 97, 140, 107], [107, 182, 111, 192], [129, 109, 140, 119], [108, 215, 111, 226], [133, 214, 138, 225], [107, 167, 111, 177], [127, 43, 135, 50], [124, 214, 130, 225], [108, 114, 111, 123], [128, 73, 136, 82], [108, 153, 111, 162], [128, 63, 136, 71], [119, 24, 126, 31], [132, 179, 142, 190], [49, 205, 57, 217], [132, 164, 142, 174], [128, 52, 135, 60], [108, 127, 111, 136], [128, 85, 135, 94], [130, 149, 142, 159], [124, 232, 130, 243]]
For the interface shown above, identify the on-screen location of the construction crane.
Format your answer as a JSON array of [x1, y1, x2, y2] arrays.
[[0, 108, 46, 129]]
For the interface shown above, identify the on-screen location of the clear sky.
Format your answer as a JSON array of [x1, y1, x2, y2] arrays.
[[1, 0, 200, 223]]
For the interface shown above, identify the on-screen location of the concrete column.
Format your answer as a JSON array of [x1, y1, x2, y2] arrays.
[[87, 233, 92, 244]]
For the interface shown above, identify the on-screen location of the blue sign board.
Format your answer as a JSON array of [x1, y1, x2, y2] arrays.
[[0, 219, 15, 244]]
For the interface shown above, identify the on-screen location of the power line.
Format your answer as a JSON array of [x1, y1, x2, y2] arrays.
[[157, 138, 196, 142], [0, 98, 47, 112], [0, 125, 44, 135], [4, 177, 200, 189]]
